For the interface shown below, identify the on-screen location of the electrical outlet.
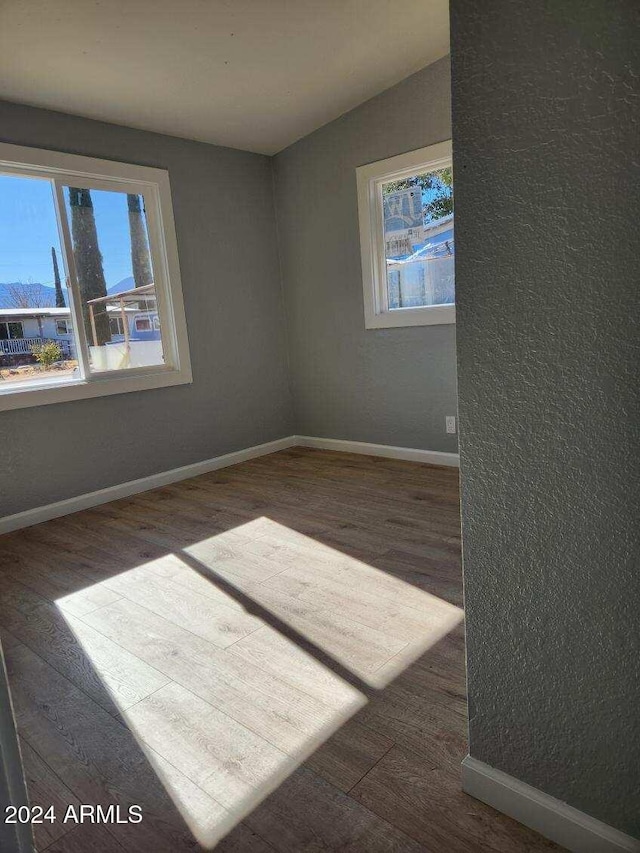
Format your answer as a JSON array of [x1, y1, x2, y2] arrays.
[[446, 415, 456, 434]]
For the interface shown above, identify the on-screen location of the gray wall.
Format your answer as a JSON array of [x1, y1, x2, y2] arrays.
[[273, 57, 458, 453], [1, 60, 458, 519], [0, 101, 294, 517], [451, 0, 639, 837]]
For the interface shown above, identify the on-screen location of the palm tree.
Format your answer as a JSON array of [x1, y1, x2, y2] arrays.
[[127, 194, 153, 288], [52, 246, 65, 308], [68, 188, 110, 345]]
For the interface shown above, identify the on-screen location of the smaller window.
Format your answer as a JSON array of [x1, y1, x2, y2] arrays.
[[109, 316, 125, 337], [357, 140, 455, 329], [56, 319, 72, 336], [135, 317, 152, 332]]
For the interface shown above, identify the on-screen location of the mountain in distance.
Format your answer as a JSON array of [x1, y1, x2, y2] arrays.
[[0, 277, 134, 309], [0, 281, 66, 309], [106, 276, 134, 295]]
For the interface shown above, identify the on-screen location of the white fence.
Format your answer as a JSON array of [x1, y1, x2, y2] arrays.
[[0, 337, 73, 358]]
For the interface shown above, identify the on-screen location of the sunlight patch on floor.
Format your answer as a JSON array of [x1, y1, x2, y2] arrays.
[[182, 516, 463, 688], [55, 515, 462, 848]]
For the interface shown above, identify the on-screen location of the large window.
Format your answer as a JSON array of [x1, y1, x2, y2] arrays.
[[356, 140, 454, 329], [0, 143, 191, 411]]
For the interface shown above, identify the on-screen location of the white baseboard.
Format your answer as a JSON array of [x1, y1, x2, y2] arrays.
[[462, 756, 640, 853], [294, 435, 459, 467], [0, 436, 297, 536], [0, 435, 458, 535]]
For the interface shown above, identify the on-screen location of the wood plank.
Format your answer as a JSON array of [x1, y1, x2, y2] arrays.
[[303, 718, 393, 792], [158, 559, 325, 622], [0, 594, 169, 714], [109, 551, 267, 614], [19, 737, 80, 851], [140, 744, 233, 848], [263, 566, 459, 643], [55, 585, 123, 618], [4, 641, 208, 853], [81, 598, 355, 758], [253, 543, 459, 620], [0, 576, 49, 614], [0, 623, 20, 650], [350, 745, 561, 853], [124, 681, 294, 815], [44, 822, 127, 853], [244, 765, 427, 853], [102, 570, 262, 648], [0, 555, 99, 605], [346, 636, 468, 773], [227, 626, 365, 709], [215, 822, 275, 852]]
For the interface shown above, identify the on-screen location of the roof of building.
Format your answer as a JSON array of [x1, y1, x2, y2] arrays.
[[387, 213, 455, 267], [0, 307, 70, 317], [0, 305, 144, 319], [87, 283, 156, 306]]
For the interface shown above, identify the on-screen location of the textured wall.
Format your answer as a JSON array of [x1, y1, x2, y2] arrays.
[[451, 0, 640, 836], [0, 101, 294, 517], [273, 58, 458, 453]]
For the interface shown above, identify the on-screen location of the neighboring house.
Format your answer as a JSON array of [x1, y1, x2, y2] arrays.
[[387, 213, 455, 309], [0, 308, 76, 361], [0, 304, 160, 363]]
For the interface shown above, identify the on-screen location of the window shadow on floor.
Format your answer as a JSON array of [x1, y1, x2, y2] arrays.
[[0, 449, 552, 851]]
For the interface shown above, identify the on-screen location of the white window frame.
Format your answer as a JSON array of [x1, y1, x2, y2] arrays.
[[55, 319, 72, 336], [356, 140, 455, 329], [0, 142, 192, 412]]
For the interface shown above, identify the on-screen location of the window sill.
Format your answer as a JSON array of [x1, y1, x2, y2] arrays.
[[0, 366, 192, 412], [365, 303, 456, 329]]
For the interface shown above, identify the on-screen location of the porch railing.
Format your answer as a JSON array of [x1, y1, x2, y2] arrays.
[[0, 337, 72, 357]]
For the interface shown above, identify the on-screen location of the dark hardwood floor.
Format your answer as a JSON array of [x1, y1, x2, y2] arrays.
[[0, 448, 560, 851]]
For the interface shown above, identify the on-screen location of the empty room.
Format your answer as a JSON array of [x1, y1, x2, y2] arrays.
[[0, 2, 637, 852]]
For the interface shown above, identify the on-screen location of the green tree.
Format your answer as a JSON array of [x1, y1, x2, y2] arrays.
[[127, 194, 153, 289], [68, 188, 110, 345], [383, 167, 453, 223], [51, 246, 65, 308]]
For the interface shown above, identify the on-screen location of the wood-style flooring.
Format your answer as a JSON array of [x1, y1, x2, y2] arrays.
[[0, 448, 561, 852]]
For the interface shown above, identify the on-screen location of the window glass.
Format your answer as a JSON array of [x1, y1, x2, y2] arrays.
[[109, 316, 125, 337], [382, 166, 454, 310], [0, 175, 76, 385], [63, 185, 165, 373], [135, 316, 152, 332], [0, 144, 191, 411], [1, 322, 25, 339]]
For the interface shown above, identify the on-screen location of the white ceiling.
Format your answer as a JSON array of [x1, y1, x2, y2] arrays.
[[0, 0, 450, 155]]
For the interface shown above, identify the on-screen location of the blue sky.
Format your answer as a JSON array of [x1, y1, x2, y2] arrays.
[[0, 175, 139, 288]]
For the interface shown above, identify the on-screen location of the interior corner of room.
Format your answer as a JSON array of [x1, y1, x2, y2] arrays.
[[0, 2, 638, 852]]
